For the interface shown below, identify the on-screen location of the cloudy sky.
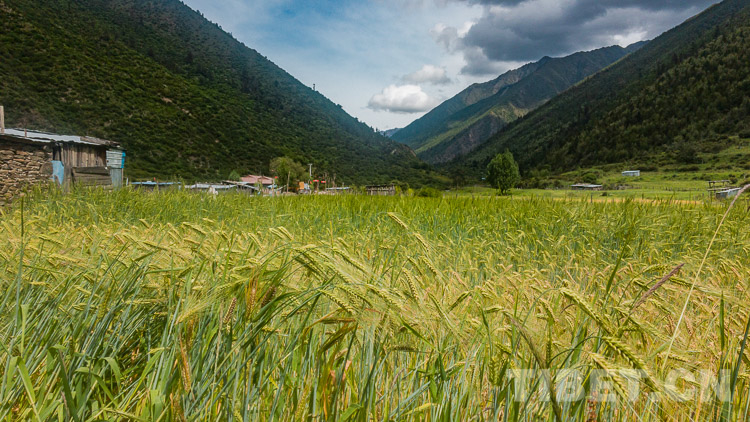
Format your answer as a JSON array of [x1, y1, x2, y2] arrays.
[[181, 0, 716, 130]]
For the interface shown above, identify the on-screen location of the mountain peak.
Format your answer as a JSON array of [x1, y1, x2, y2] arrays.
[[392, 45, 638, 164], [451, 0, 750, 177]]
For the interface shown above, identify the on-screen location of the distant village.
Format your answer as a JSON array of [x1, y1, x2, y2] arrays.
[[0, 106, 744, 205], [129, 176, 395, 197], [0, 108, 399, 206]]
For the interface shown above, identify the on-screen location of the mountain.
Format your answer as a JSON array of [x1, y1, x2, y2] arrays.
[[452, 0, 750, 178], [392, 43, 644, 164], [0, 0, 443, 185]]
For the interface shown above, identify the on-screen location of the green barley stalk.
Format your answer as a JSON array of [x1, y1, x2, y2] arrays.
[[663, 184, 750, 370]]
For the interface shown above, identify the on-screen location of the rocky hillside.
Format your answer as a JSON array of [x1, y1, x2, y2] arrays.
[[393, 43, 643, 164]]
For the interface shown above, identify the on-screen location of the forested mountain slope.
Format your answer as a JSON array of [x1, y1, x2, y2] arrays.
[[0, 0, 441, 184], [393, 44, 643, 164], [452, 0, 750, 177], [391, 60, 543, 149]]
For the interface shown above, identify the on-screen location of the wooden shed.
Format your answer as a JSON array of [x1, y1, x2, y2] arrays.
[[366, 185, 396, 196], [0, 128, 124, 192], [571, 183, 603, 191]]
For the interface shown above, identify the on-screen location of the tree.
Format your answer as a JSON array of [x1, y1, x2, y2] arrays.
[[675, 142, 700, 164], [487, 150, 520, 195], [227, 170, 241, 181], [270, 157, 306, 189], [452, 168, 467, 188]]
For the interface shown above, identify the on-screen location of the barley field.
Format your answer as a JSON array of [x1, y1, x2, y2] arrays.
[[1, 188, 749, 421]]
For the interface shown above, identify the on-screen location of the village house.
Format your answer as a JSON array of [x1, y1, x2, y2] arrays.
[[0, 119, 124, 205], [236, 174, 277, 193], [130, 181, 179, 190], [366, 185, 396, 196], [241, 174, 275, 186], [571, 183, 603, 191], [185, 183, 239, 194]]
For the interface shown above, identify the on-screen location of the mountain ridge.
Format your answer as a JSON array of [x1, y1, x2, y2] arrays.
[[393, 42, 645, 164], [450, 0, 750, 178], [0, 0, 443, 185]]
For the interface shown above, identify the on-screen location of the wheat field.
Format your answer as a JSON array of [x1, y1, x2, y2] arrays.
[[1, 188, 749, 421]]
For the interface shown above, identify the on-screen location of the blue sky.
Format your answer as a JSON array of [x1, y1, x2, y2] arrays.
[[181, 0, 715, 130]]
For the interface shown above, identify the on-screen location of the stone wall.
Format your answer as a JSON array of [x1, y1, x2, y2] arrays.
[[0, 140, 52, 206]]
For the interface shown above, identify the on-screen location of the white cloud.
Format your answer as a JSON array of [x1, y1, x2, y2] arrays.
[[403, 65, 451, 85], [182, 0, 715, 129], [613, 30, 648, 47], [368, 84, 441, 113]]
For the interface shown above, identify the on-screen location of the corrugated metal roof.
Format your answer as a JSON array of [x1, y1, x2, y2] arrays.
[[241, 175, 275, 185], [1, 128, 121, 147], [130, 181, 178, 186], [185, 184, 237, 190]]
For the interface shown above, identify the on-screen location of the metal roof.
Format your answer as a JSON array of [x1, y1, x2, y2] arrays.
[[1, 128, 121, 148], [130, 181, 178, 186], [185, 184, 237, 190], [241, 175, 275, 184], [715, 187, 742, 199]]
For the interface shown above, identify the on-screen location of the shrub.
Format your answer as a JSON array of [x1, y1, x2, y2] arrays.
[[675, 143, 700, 164], [580, 171, 601, 184], [416, 187, 442, 198]]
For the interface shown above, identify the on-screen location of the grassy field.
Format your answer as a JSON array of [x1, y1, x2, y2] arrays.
[[473, 140, 750, 201], [450, 186, 713, 202], [2, 187, 750, 421], [455, 165, 750, 201]]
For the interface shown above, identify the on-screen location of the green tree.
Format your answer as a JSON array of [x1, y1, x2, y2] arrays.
[[487, 150, 520, 195], [675, 143, 700, 164], [270, 157, 306, 189], [227, 170, 241, 181]]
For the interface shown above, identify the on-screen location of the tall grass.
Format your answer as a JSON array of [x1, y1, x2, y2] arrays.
[[1, 188, 749, 420]]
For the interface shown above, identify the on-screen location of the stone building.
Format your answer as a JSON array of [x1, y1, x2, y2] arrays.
[[0, 136, 52, 205], [0, 128, 123, 206]]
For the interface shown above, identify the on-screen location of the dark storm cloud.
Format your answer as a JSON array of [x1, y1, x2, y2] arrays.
[[439, 0, 717, 75]]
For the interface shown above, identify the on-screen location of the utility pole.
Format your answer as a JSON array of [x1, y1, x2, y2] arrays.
[[308, 163, 312, 179], [0, 105, 4, 134]]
